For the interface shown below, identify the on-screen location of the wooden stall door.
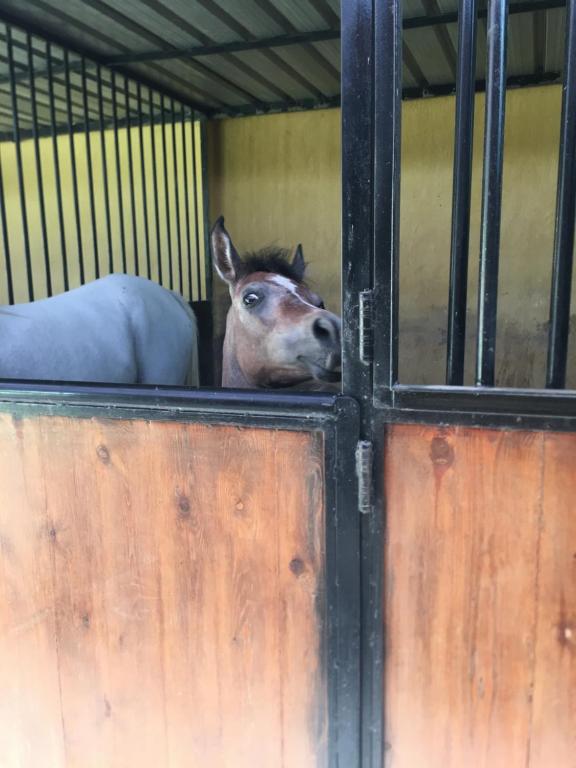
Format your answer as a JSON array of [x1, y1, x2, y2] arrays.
[[384, 424, 576, 768], [0, 414, 327, 768]]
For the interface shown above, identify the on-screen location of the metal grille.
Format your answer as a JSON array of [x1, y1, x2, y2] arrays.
[[0, 21, 209, 307]]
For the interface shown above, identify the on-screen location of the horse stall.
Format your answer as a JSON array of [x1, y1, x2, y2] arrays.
[[0, 1, 575, 767]]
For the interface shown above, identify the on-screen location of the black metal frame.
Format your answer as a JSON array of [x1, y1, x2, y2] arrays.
[[340, 0, 576, 766]]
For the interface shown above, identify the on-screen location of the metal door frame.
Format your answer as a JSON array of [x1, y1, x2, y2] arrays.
[[341, 1, 576, 767]]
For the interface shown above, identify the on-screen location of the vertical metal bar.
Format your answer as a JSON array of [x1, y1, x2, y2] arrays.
[[546, 0, 576, 389], [64, 49, 85, 285], [475, 0, 509, 387], [81, 57, 100, 279], [125, 78, 139, 275], [181, 105, 193, 299], [161, 95, 174, 289], [27, 33, 52, 296], [111, 71, 127, 273], [191, 116, 203, 301], [47, 42, 69, 292], [171, 99, 183, 294], [137, 83, 152, 279], [96, 65, 114, 274], [373, 0, 402, 400], [0, 151, 14, 304], [7, 25, 34, 301], [149, 93, 163, 283], [199, 120, 212, 304], [340, 0, 374, 765], [341, 1, 373, 403], [446, 0, 478, 385]]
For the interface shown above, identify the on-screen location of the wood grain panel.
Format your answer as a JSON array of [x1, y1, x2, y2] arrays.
[[384, 424, 575, 768], [0, 413, 326, 768], [528, 433, 576, 766]]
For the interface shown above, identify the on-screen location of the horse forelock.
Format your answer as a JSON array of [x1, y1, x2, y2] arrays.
[[238, 248, 306, 284]]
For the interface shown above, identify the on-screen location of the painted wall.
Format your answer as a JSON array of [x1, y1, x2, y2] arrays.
[[208, 86, 575, 388], [0, 122, 207, 305]]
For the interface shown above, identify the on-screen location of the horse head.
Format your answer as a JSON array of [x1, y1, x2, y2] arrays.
[[211, 217, 341, 390]]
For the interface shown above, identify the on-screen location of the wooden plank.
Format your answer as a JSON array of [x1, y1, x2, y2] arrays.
[[384, 424, 545, 767], [0, 413, 326, 767], [528, 432, 576, 766]]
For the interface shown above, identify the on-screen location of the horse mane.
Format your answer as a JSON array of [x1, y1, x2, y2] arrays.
[[239, 247, 306, 284]]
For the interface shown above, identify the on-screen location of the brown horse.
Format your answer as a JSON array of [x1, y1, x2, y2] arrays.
[[211, 217, 341, 390]]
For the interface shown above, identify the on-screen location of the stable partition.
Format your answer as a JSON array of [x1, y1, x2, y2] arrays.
[[0, 392, 360, 768], [383, 423, 576, 767]]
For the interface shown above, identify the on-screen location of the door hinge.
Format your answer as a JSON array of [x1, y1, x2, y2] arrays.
[[355, 440, 373, 514], [359, 289, 374, 365]]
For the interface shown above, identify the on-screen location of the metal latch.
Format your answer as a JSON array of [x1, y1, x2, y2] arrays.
[[359, 289, 374, 365], [355, 440, 373, 514]]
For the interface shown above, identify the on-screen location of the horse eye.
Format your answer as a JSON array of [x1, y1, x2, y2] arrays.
[[318, 301, 325, 310], [243, 292, 261, 307]]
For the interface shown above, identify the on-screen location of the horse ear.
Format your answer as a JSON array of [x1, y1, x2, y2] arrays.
[[291, 244, 306, 281], [211, 216, 242, 285]]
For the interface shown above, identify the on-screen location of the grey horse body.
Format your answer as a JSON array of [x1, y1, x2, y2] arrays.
[[0, 274, 198, 386]]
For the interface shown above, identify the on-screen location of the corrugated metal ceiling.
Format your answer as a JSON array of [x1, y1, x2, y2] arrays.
[[0, 0, 567, 125]]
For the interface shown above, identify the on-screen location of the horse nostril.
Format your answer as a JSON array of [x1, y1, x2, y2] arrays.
[[312, 316, 340, 346]]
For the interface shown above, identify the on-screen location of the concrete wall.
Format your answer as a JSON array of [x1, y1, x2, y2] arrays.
[[208, 86, 575, 388]]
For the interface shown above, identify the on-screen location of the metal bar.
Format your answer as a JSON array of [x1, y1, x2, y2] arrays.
[[181, 105, 193, 300], [96, 65, 114, 274], [160, 95, 174, 290], [404, 0, 562, 28], [125, 78, 139, 276], [373, 0, 402, 399], [390, 384, 576, 431], [64, 49, 85, 285], [47, 42, 69, 291], [341, 4, 378, 762], [191, 118, 203, 301], [137, 83, 152, 279], [7, 25, 34, 301], [104, 29, 341, 65], [149, 94, 163, 284], [111, 71, 127, 273], [476, 0, 509, 387], [0, 150, 14, 304], [170, 100, 183, 294], [96, 0, 567, 65], [446, 0, 478, 385], [81, 57, 100, 279], [199, 120, 212, 304], [27, 32, 52, 296], [547, 0, 576, 389]]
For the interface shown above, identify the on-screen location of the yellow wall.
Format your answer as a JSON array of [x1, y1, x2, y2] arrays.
[[208, 86, 573, 388], [0, 122, 207, 305]]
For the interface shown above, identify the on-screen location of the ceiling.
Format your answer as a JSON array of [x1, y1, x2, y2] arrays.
[[0, 0, 567, 127]]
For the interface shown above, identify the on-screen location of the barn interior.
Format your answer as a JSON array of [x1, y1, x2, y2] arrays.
[[0, 0, 571, 388]]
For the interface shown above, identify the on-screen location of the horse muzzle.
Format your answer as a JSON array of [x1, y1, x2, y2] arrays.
[[298, 352, 341, 383]]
